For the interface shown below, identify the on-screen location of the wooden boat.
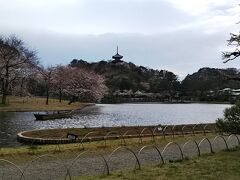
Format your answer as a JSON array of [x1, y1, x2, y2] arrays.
[[34, 110, 73, 120]]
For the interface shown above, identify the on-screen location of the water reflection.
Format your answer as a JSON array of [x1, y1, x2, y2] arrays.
[[0, 103, 230, 147]]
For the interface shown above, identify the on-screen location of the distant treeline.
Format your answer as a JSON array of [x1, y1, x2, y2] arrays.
[[71, 59, 240, 103]]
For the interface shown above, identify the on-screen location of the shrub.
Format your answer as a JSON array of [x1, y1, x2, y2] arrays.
[[216, 102, 240, 133]]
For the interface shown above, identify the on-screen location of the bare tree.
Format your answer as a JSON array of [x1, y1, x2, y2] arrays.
[[0, 35, 38, 104], [223, 33, 240, 63], [221, 13, 240, 81]]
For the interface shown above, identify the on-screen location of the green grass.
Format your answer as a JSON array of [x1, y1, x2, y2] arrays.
[[77, 147, 240, 180], [0, 96, 90, 112], [0, 103, 8, 107]]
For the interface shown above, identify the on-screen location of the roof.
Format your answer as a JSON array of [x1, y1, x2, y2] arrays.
[[112, 53, 123, 59], [112, 46, 123, 59]]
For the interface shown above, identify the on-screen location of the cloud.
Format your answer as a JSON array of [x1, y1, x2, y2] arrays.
[[2, 26, 235, 80], [0, 0, 194, 34], [165, 0, 238, 15], [0, 0, 239, 79], [1, 0, 238, 35]]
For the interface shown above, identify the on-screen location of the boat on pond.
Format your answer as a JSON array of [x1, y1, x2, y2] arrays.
[[34, 110, 73, 120]]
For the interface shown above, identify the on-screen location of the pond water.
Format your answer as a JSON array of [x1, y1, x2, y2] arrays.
[[0, 103, 231, 147]]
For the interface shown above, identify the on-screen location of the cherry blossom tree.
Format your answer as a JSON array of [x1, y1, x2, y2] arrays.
[[62, 67, 107, 104], [36, 65, 107, 105], [11, 63, 38, 96], [53, 65, 68, 102]]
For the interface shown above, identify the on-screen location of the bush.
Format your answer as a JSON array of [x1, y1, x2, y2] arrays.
[[216, 102, 240, 133]]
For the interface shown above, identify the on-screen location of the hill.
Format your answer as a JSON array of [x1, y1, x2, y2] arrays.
[[181, 67, 240, 102], [70, 59, 180, 102], [70, 59, 240, 103]]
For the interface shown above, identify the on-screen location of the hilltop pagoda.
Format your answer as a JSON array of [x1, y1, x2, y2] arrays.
[[112, 46, 123, 61]]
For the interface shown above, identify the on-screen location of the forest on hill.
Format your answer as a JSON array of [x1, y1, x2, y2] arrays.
[[70, 59, 240, 103], [181, 67, 240, 102]]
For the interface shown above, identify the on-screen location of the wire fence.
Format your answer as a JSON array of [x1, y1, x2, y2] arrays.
[[17, 123, 217, 147], [1, 133, 240, 180]]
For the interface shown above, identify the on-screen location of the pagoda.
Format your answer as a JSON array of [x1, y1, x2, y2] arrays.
[[112, 46, 123, 61]]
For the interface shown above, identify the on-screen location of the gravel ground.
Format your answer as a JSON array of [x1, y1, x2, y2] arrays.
[[0, 135, 239, 180]]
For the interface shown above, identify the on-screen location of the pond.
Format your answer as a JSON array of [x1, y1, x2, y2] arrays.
[[0, 103, 231, 147]]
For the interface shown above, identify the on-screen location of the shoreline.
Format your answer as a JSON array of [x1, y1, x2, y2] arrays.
[[0, 101, 231, 112], [100, 101, 232, 105], [0, 103, 94, 112]]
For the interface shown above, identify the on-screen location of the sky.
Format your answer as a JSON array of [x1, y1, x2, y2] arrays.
[[0, 0, 240, 79]]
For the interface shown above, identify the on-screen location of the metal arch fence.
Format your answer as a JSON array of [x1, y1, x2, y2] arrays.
[[198, 137, 213, 155], [104, 131, 126, 147], [171, 125, 176, 138], [2, 134, 240, 179], [153, 127, 160, 136], [23, 123, 217, 151], [227, 134, 240, 146], [100, 155, 110, 175], [162, 125, 169, 139], [123, 129, 142, 144], [0, 159, 25, 180], [20, 154, 71, 180], [181, 125, 187, 136], [192, 124, 203, 136], [107, 146, 141, 170], [203, 124, 210, 135], [182, 140, 201, 157], [161, 142, 184, 161], [54, 134, 69, 152], [139, 128, 155, 143], [79, 131, 97, 150], [138, 145, 164, 165], [212, 135, 229, 151], [65, 151, 110, 178]]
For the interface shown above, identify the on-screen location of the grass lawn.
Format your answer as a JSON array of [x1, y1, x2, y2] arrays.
[[0, 96, 90, 112], [79, 148, 240, 180]]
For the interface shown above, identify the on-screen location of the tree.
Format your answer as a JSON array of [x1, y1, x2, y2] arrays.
[[216, 102, 240, 133], [222, 20, 240, 80], [53, 65, 68, 102], [63, 67, 107, 104], [0, 35, 38, 104], [223, 33, 240, 63], [37, 66, 55, 105], [11, 64, 37, 96], [216, 21, 240, 132]]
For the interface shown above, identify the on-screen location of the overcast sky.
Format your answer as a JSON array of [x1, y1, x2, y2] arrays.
[[0, 0, 240, 79]]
